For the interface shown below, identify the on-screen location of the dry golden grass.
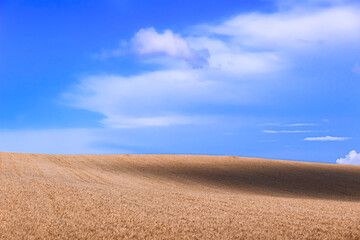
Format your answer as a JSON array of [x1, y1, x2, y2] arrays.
[[0, 152, 360, 239]]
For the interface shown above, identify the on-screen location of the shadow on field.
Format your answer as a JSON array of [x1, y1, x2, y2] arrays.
[[102, 160, 360, 200]]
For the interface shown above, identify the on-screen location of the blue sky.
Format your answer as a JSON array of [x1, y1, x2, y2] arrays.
[[0, 0, 359, 164]]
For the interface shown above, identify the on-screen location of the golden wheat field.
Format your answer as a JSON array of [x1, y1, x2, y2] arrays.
[[0, 152, 360, 239]]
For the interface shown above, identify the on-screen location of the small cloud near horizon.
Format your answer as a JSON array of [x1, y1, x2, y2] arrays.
[[336, 150, 360, 165]]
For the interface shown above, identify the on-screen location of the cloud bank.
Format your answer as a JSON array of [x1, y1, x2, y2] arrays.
[[64, 2, 360, 128], [336, 150, 360, 165]]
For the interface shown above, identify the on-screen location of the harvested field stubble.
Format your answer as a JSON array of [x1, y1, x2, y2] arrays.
[[0, 152, 360, 239]]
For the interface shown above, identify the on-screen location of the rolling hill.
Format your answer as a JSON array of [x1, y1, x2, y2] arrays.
[[0, 152, 359, 239]]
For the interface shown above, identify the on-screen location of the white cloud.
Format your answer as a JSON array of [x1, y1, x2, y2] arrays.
[[285, 123, 317, 126], [64, 70, 245, 128], [336, 150, 360, 165], [187, 36, 284, 75], [280, 130, 316, 133], [304, 136, 350, 141], [204, 6, 360, 51], [101, 115, 197, 128], [260, 122, 317, 127], [65, 2, 360, 128], [131, 27, 209, 68], [264, 130, 321, 133], [263, 130, 279, 133]]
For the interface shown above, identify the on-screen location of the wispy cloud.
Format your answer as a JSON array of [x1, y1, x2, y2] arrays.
[[259, 122, 317, 127], [304, 136, 350, 141], [204, 5, 360, 51], [63, 70, 226, 128], [263, 130, 324, 133], [336, 150, 360, 165], [263, 130, 279, 133], [101, 115, 199, 128], [285, 123, 317, 126]]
